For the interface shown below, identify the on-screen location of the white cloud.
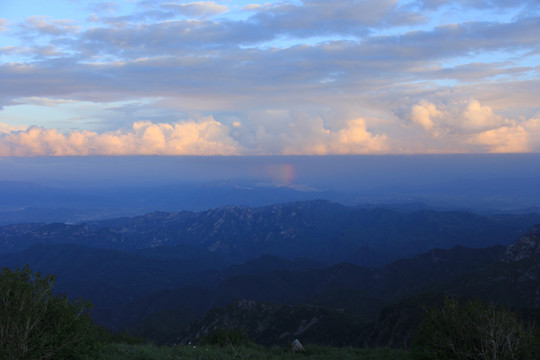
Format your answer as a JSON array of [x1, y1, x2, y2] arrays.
[[0, 122, 27, 134], [243, 4, 262, 11], [23, 16, 80, 36], [0, 118, 241, 156], [472, 124, 529, 153], [1, 0, 539, 156], [278, 116, 388, 155], [411, 101, 442, 131], [330, 118, 388, 154], [462, 99, 504, 131], [163, 2, 228, 18], [523, 117, 540, 151]]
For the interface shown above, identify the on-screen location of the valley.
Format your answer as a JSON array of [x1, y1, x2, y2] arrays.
[[1, 200, 540, 350]]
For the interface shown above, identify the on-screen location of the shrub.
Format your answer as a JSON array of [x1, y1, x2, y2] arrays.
[[199, 328, 251, 347], [413, 298, 540, 360], [0, 265, 100, 360]]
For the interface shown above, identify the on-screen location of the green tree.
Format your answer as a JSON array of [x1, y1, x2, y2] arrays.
[[413, 298, 540, 360], [0, 265, 100, 360]]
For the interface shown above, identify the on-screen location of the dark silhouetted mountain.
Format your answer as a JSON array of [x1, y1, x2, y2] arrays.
[[179, 299, 370, 347], [150, 238, 513, 347], [221, 254, 326, 278], [101, 243, 505, 341], [442, 224, 540, 308], [2, 204, 540, 348], [1, 200, 537, 267], [366, 292, 449, 348], [0, 243, 229, 308], [366, 224, 540, 348]]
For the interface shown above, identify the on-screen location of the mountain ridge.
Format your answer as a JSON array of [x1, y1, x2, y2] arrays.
[[1, 200, 537, 267]]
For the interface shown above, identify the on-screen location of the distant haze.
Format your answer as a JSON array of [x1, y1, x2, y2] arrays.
[[0, 154, 539, 186], [0, 155, 539, 220]]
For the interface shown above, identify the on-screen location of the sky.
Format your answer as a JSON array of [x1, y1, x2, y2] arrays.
[[0, 0, 539, 156]]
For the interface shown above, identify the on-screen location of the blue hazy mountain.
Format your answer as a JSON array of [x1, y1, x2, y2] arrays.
[[1, 200, 538, 266], [1, 154, 540, 225]]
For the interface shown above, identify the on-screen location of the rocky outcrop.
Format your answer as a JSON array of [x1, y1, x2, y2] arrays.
[[504, 224, 540, 262]]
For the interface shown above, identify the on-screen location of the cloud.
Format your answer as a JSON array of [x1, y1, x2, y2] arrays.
[[0, 115, 390, 156], [523, 117, 540, 151], [2, 0, 539, 156], [243, 4, 262, 11], [462, 99, 504, 131], [420, 0, 539, 11], [23, 97, 77, 107], [259, 114, 388, 155], [21, 16, 80, 36], [411, 101, 442, 131], [248, 0, 404, 38], [163, 2, 228, 18], [0, 118, 241, 156], [400, 98, 540, 153], [0, 123, 27, 134], [0, 18, 8, 32], [472, 124, 529, 153], [330, 118, 388, 154]]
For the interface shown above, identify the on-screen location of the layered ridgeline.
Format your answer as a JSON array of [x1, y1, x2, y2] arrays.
[[1, 200, 540, 347], [1, 200, 538, 266]]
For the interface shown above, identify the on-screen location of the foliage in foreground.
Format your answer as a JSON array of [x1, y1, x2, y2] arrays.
[[94, 342, 412, 360], [0, 265, 102, 360], [413, 298, 540, 360], [199, 328, 251, 347]]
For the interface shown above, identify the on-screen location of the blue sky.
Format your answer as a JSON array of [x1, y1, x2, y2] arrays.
[[0, 0, 539, 155]]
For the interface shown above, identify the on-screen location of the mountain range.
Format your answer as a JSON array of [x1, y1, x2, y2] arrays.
[[1, 200, 540, 347], [1, 200, 538, 266]]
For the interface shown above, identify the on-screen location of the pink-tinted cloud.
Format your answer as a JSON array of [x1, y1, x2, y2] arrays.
[[162, 2, 228, 18], [0, 117, 241, 156], [281, 118, 388, 155], [0, 122, 26, 134], [462, 99, 504, 131], [1, 0, 539, 155], [472, 124, 529, 153], [411, 101, 442, 131]]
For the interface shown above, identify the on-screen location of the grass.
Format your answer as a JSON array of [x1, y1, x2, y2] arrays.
[[92, 342, 412, 360]]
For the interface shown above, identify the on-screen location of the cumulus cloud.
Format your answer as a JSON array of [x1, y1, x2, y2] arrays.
[[462, 99, 504, 131], [472, 124, 529, 153], [0, 123, 27, 134], [411, 101, 442, 131], [402, 98, 540, 153], [0, 115, 390, 156], [2, 0, 540, 155], [278, 116, 388, 155], [0, 118, 241, 156], [523, 117, 540, 151], [330, 119, 388, 154]]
